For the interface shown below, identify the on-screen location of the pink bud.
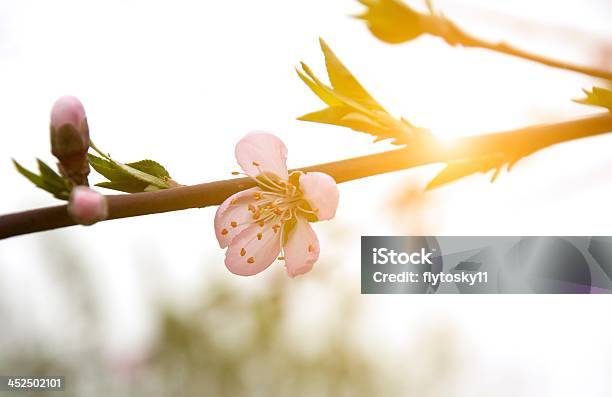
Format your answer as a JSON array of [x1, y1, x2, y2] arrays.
[[50, 96, 90, 186], [51, 96, 87, 130], [67, 186, 108, 226]]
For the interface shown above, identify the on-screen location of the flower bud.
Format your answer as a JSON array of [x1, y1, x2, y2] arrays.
[[356, 0, 425, 44], [50, 96, 90, 186], [68, 186, 108, 226]]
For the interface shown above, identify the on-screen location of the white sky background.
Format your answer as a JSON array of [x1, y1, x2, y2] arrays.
[[0, 0, 611, 395]]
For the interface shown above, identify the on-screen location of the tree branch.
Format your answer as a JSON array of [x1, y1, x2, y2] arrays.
[[1, 113, 612, 240], [357, 0, 612, 80], [437, 17, 612, 80]]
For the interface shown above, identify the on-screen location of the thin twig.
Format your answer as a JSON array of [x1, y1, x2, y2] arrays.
[[1, 113, 612, 240], [427, 16, 612, 80], [357, 0, 612, 80]]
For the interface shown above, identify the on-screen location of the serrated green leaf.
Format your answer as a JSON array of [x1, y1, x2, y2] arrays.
[[111, 161, 169, 189], [88, 154, 126, 181], [575, 87, 612, 111], [426, 154, 508, 190], [13, 159, 70, 200], [89, 149, 173, 193], [126, 159, 171, 179]]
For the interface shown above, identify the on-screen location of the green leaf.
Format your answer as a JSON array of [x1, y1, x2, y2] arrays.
[[95, 180, 148, 193], [426, 154, 509, 191], [319, 38, 384, 111], [88, 150, 174, 193], [88, 154, 126, 181], [575, 87, 612, 111], [297, 40, 429, 146], [37, 159, 70, 192], [296, 65, 342, 107], [126, 159, 170, 179], [13, 159, 71, 200], [111, 161, 170, 189], [299, 107, 391, 138], [143, 184, 163, 192], [13, 160, 45, 189]]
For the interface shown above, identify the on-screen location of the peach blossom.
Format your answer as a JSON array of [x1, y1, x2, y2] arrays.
[[215, 132, 339, 277]]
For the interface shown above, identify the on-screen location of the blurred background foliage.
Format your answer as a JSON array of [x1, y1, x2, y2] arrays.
[[0, 231, 468, 397]]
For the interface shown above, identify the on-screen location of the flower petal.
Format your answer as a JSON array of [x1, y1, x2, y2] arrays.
[[299, 172, 339, 221], [283, 217, 320, 278], [214, 187, 260, 248], [225, 224, 281, 276], [51, 95, 86, 130], [235, 131, 288, 179]]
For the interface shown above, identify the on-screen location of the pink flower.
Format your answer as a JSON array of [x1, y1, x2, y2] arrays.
[[68, 186, 108, 225], [215, 132, 339, 277], [50, 96, 90, 185]]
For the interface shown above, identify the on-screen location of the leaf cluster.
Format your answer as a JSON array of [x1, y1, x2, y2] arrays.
[[13, 159, 71, 200], [13, 143, 176, 199], [297, 34, 612, 190], [297, 39, 430, 146]]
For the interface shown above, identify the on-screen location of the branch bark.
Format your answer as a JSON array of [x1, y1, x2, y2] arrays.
[[432, 17, 612, 80], [1, 113, 612, 240]]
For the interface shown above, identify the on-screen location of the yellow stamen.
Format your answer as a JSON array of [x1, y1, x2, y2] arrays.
[[240, 248, 246, 256], [247, 257, 255, 264], [221, 228, 228, 236]]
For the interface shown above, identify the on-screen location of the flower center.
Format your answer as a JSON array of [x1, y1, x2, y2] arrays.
[[249, 172, 303, 227], [225, 164, 320, 266]]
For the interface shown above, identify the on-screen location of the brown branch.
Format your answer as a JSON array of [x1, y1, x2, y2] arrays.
[[358, 0, 612, 80], [436, 17, 612, 80], [1, 113, 612, 240]]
